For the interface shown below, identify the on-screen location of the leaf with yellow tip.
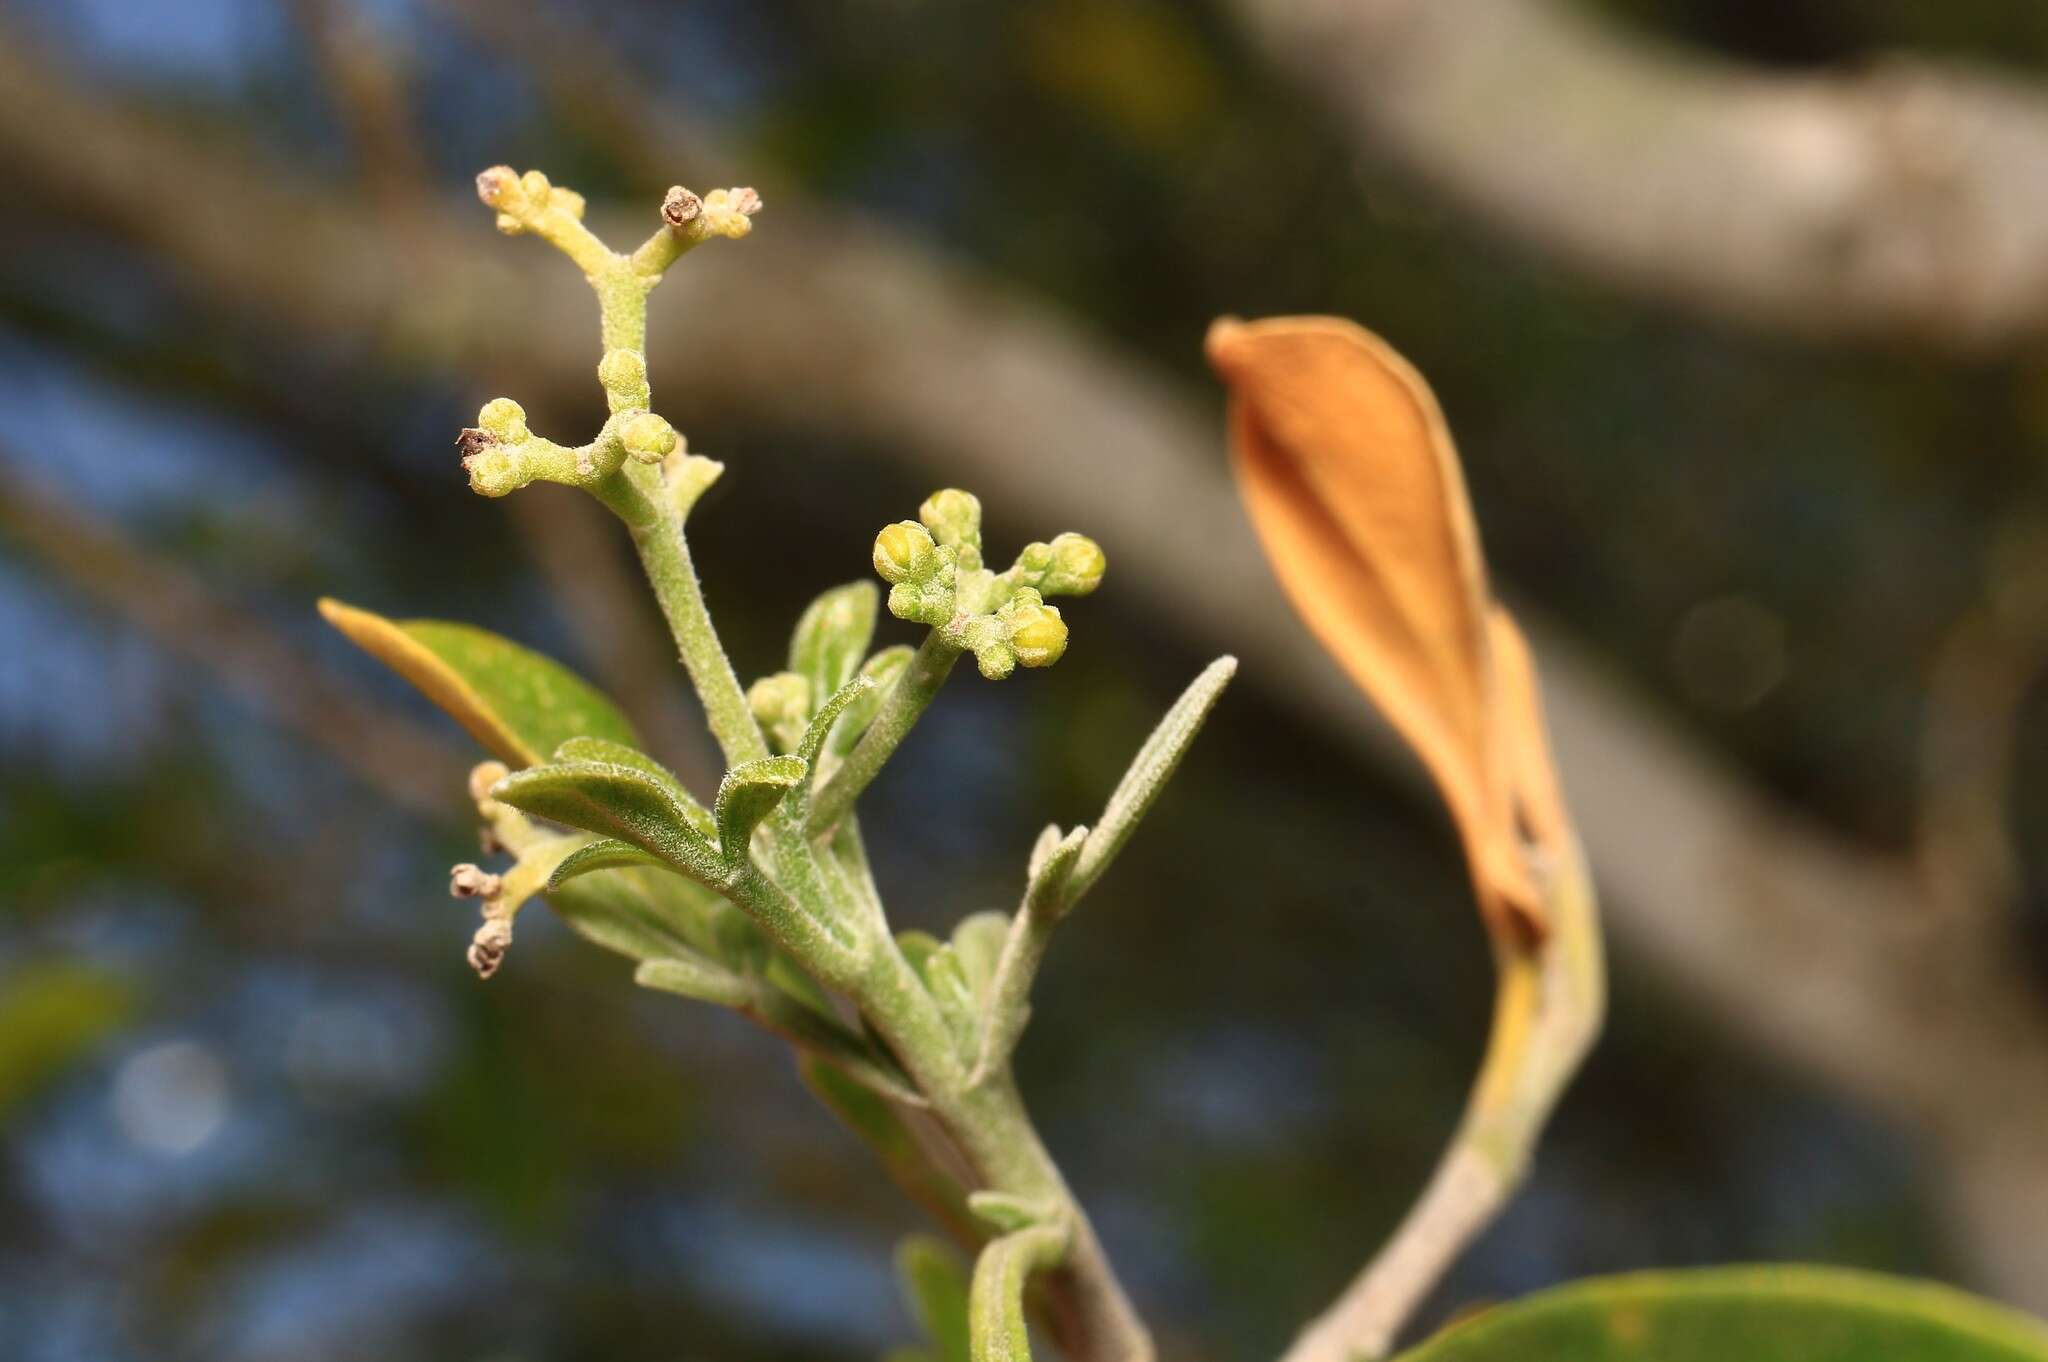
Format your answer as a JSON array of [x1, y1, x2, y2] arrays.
[[318, 597, 639, 768], [1206, 315, 1554, 940]]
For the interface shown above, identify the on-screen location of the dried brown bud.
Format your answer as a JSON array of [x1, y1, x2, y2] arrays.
[[449, 863, 502, 900], [455, 427, 499, 460], [475, 166, 517, 209], [728, 187, 762, 217], [662, 186, 703, 227]]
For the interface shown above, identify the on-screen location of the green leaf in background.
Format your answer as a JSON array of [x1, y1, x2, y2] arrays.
[[895, 1234, 973, 1362], [319, 598, 639, 767], [1396, 1266, 2048, 1362], [0, 962, 136, 1120], [791, 581, 879, 703]]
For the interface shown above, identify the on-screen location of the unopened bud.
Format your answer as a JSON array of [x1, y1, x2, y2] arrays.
[[469, 916, 513, 979], [620, 411, 678, 463], [475, 165, 518, 210], [597, 348, 649, 400], [476, 397, 528, 442], [874, 521, 937, 583], [748, 672, 812, 753], [919, 489, 982, 554], [1006, 601, 1068, 669]]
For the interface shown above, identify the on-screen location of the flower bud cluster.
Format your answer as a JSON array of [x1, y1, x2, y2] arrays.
[[871, 488, 1105, 679]]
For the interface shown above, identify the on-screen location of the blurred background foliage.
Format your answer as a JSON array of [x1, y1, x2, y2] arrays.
[[1, 1, 2045, 1360]]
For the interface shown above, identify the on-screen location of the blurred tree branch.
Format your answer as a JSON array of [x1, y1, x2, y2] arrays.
[[5, 19, 2048, 1311], [0, 457, 467, 816], [1227, 0, 2048, 350]]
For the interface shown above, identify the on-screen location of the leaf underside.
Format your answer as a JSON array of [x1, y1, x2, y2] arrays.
[[1395, 1266, 2048, 1362], [319, 597, 639, 767]]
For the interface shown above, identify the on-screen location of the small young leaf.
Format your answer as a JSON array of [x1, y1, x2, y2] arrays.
[[797, 675, 876, 774], [634, 955, 753, 1009], [896, 1236, 973, 1362], [966, 1191, 1057, 1234], [895, 930, 944, 974], [713, 755, 808, 861], [319, 598, 638, 767], [832, 646, 916, 757], [950, 911, 1010, 1003], [792, 581, 879, 704], [1026, 827, 1088, 919], [549, 838, 670, 888], [1068, 657, 1235, 903], [1393, 1265, 2048, 1362], [554, 736, 716, 839], [492, 761, 723, 882], [969, 1224, 1069, 1362], [547, 870, 721, 963]]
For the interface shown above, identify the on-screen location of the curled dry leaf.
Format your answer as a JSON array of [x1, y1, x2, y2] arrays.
[[1207, 315, 1570, 941]]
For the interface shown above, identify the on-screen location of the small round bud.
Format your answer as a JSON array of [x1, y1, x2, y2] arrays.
[[919, 489, 982, 551], [476, 397, 528, 442], [469, 761, 511, 805], [518, 169, 552, 206], [597, 348, 649, 397], [1007, 603, 1068, 668], [874, 521, 937, 583], [620, 411, 678, 463], [700, 188, 759, 239], [1048, 533, 1106, 595], [551, 187, 587, 220]]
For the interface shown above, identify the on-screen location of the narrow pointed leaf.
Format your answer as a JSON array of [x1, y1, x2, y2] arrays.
[[1069, 656, 1235, 902], [319, 597, 637, 767], [714, 755, 808, 859], [1394, 1265, 2048, 1362], [492, 761, 722, 882], [547, 871, 722, 963], [792, 581, 879, 702], [1028, 827, 1088, 918], [798, 675, 876, 776]]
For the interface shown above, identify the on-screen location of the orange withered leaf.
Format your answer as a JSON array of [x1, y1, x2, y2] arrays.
[[1207, 315, 1562, 940]]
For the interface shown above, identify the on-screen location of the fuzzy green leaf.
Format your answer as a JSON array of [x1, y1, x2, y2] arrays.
[[714, 755, 808, 860], [554, 736, 715, 838], [492, 761, 723, 882], [833, 645, 917, 757], [897, 1236, 973, 1362], [950, 911, 1010, 1003], [319, 598, 637, 767], [792, 582, 879, 704], [969, 1224, 1068, 1362], [547, 869, 724, 963], [1069, 656, 1235, 902], [1395, 1266, 2048, 1362], [634, 956, 752, 1009], [549, 838, 671, 888]]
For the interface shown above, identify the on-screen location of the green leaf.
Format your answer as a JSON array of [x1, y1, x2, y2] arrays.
[[1026, 826, 1088, 919], [1069, 656, 1235, 902], [546, 868, 726, 963], [0, 963, 136, 1120], [800, 1058, 971, 1236], [798, 675, 875, 772], [896, 1235, 973, 1362], [970, 1224, 1068, 1362], [714, 755, 808, 860], [634, 956, 752, 1009], [950, 911, 1010, 1003], [553, 737, 714, 838], [549, 838, 671, 888], [792, 581, 879, 704], [319, 598, 637, 767], [966, 1191, 1057, 1235], [833, 646, 916, 756], [1395, 1266, 2048, 1362], [492, 761, 723, 882]]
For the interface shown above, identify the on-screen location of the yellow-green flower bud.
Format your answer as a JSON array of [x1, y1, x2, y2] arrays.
[[919, 489, 983, 555], [518, 169, 552, 206], [1006, 602, 1068, 669], [619, 411, 678, 463], [1046, 533, 1106, 595], [874, 521, 937, 583], [476, 397, 529, 443], [597, 348, 650, 406]]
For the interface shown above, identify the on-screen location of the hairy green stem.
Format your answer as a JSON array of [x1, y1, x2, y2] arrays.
[[808, 630, 962, 835]]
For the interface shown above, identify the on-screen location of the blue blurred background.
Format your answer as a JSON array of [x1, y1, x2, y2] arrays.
[[2, 1, 2046, 1359]]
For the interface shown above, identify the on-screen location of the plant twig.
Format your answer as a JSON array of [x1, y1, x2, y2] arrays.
[[1278, 843, 1603, 1362]]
